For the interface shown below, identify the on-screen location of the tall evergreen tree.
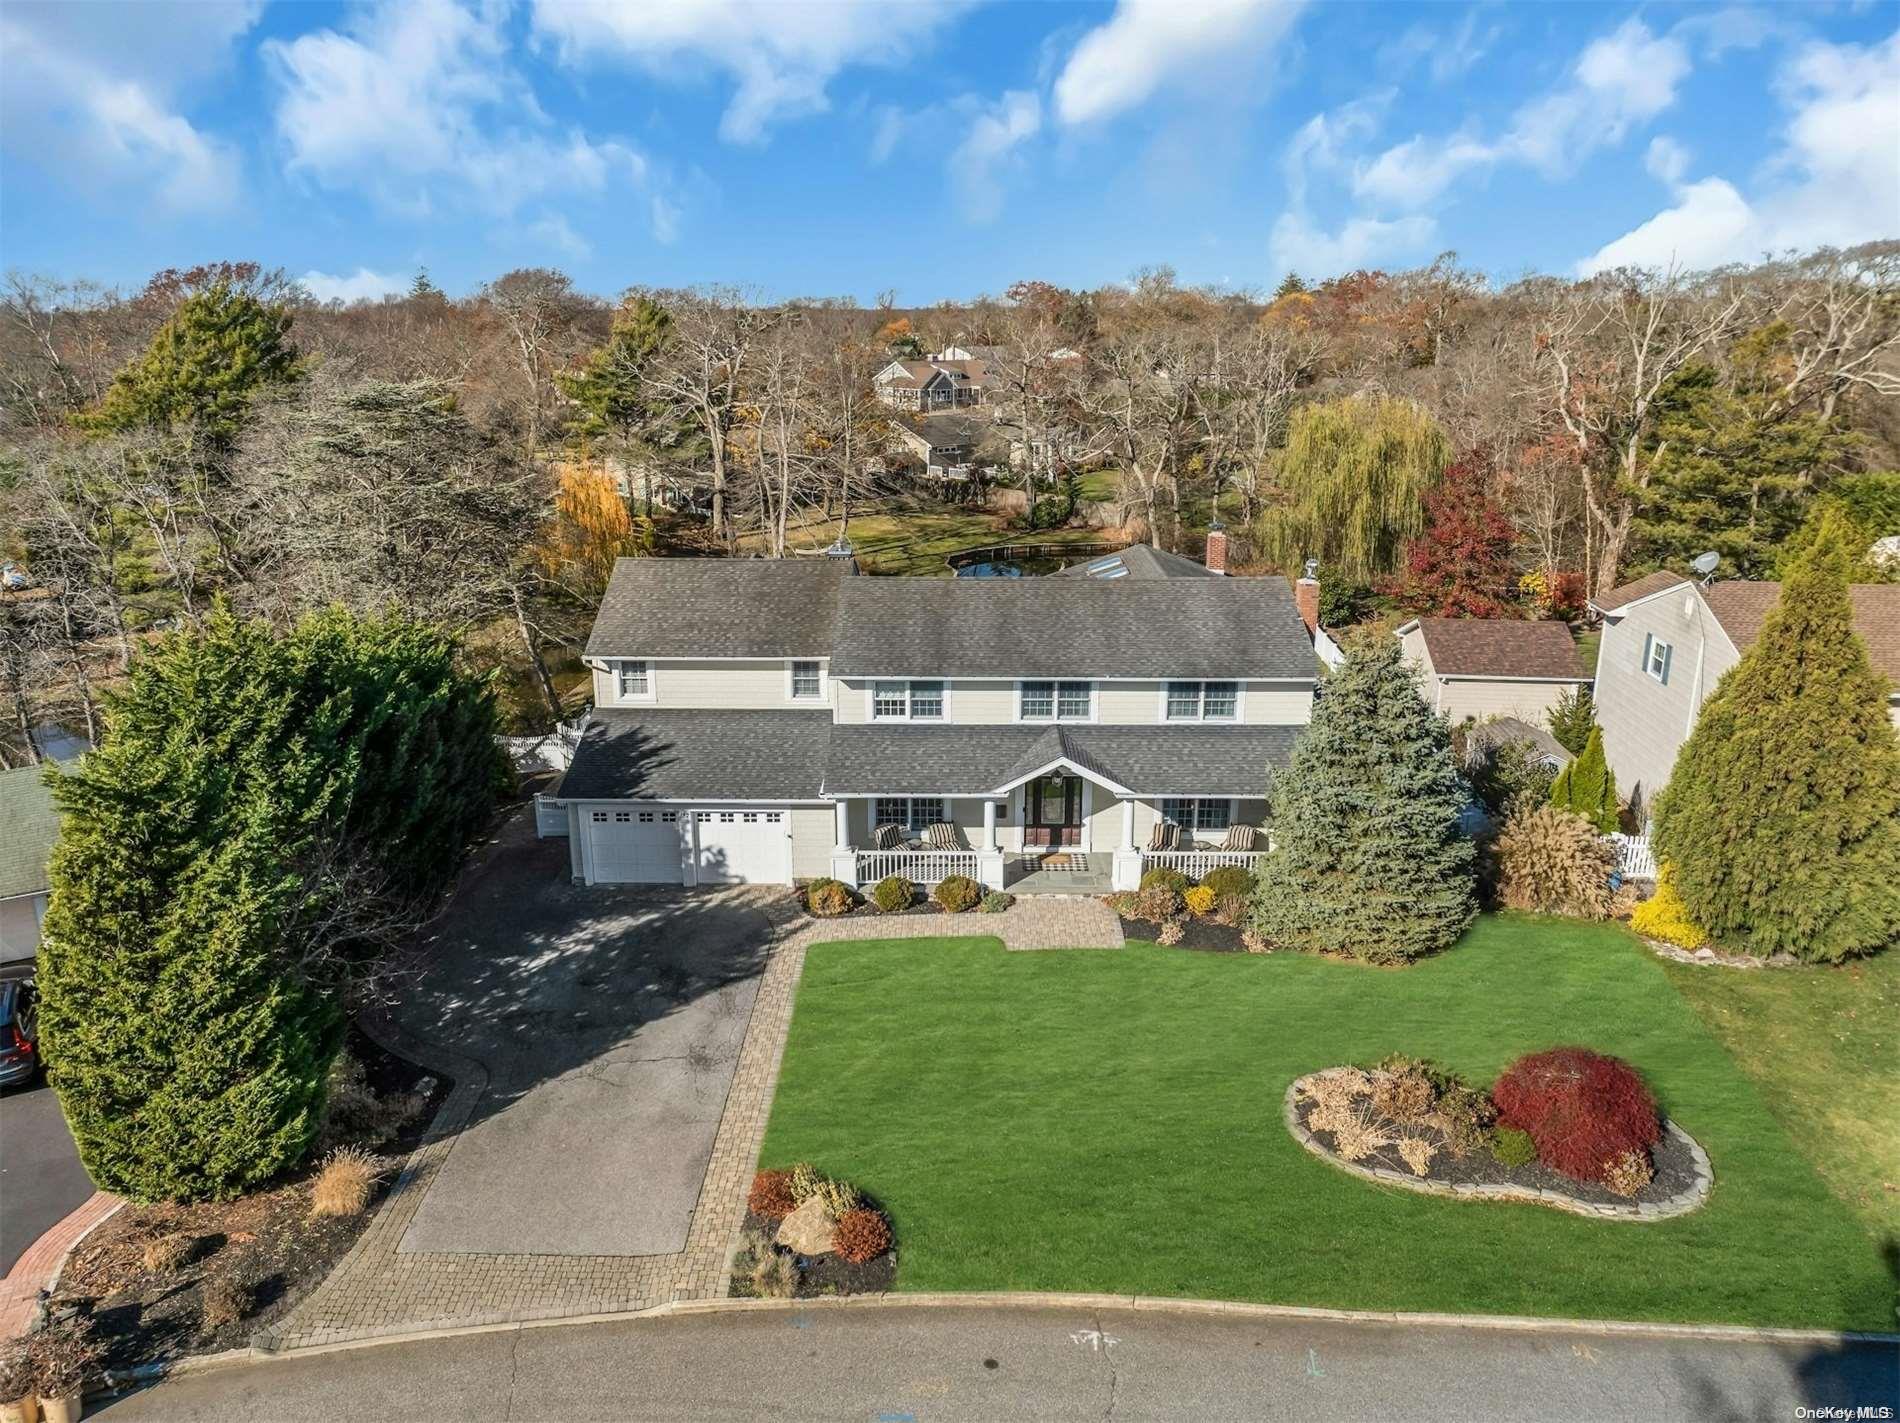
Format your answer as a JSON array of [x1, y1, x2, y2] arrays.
[[36, 607, 508, 1201], [1547, 725, 1618, 832], [1653, 513, 1900, 962], [81, 280, 302, 447], [1251, 637, 1476, 962], [1546, 684, 1597, 757]]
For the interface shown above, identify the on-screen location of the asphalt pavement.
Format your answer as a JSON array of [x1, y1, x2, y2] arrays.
[[0, 1074, 93, 1274], [97, 1301, 1900, 1421]]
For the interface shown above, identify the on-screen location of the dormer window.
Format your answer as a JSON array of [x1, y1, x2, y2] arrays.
[[615, 660, 652, 701], [1018, 680, 1093, 722], [789, 660, 823, 701]]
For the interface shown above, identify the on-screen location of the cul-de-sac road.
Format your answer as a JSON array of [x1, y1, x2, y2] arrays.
[[97, 1301, 1900, 1421]]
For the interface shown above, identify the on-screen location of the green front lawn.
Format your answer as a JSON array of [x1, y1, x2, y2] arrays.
[[759, 918, 1895, 1330]]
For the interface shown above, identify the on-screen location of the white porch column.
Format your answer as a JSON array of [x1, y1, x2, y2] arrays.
[[1111, 796, 1143, 892], [976, 797, 1006, 890], [981, 798, 998, 852], [829, 797, 860, 887]]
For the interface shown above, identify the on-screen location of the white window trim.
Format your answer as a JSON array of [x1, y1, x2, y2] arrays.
[[872, 795, 949, 831], [867, 678, 950, 722], [1644, 635, 1672, 684], [786, 658, 826, 703], [1158, 680, 1244, 723], [1160, 797, 1238, 838], [615, 659, 656, 704], [1014, 679, 1097, 724]]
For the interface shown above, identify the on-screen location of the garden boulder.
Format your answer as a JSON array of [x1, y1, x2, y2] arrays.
[[775, 1195, 836, 1255]]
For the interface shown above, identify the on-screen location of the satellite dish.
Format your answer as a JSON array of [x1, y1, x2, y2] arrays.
[[1691, 551, 1720, 581]]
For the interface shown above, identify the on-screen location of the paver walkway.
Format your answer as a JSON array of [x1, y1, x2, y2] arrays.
[[270, 890, 1119, 1347], [0, 1191, 119, 1340]]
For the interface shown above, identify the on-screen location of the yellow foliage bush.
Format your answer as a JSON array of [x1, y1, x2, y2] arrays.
[[1629, 865, 1709, 950], [1183, 886, 1216, 917]]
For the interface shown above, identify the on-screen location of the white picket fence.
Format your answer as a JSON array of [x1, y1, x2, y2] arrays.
[[1609, 833, 1657, 880], [534, 795, 570, 838], [499, 717, 585, 775], [854, 850, 981, 887]]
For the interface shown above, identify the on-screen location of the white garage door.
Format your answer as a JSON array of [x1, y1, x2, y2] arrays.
[[692, 808, 789, 885], [584, 806, 684, 884]]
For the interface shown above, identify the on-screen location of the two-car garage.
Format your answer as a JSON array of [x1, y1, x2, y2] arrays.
[[570, 803, 793, 886]]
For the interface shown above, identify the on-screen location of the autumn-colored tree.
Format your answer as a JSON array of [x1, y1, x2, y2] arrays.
[[537, 464, 651, 598], [876, 316, 923, 359], [1390, 457, 1519, 617]]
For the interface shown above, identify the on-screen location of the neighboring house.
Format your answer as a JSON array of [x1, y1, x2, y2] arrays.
[[544, 554, 1319, 892], [1395, 618, 1589, 726], [1460, 716, 1574, 771], [0, 766, 61, 968], [890, 413, 988, 480], [872, 358, 990, 411], [1053, 544, 1220, 581], [1590, 571, 1900, 818]]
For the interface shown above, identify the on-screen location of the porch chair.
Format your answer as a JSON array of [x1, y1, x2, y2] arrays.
[[873, 823, 909, 851], [1146, 821, 1182, 852], [923, 821, 968, 852], [1219, 824, 1259, 852]]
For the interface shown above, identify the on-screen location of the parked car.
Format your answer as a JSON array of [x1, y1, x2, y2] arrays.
[[0, 978, 39, 1087]]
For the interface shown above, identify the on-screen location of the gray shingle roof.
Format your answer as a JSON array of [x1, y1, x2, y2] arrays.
[[1053, 544, 1217, 580], [0, 766, 60, 901], [558, 710, 832, 801], [584, 559, 847, 660], [830, 577, 1315, 680], [1404, 617, 1588, 679], [823, 723, 1297, 796]]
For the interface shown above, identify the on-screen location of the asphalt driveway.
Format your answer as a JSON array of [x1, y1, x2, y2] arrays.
[[0, 1075, 95, 1274], [391, 824, 774, 1258]]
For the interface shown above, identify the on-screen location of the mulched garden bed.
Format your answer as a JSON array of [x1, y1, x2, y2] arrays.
[[45, 1022, 449, 1373], [727, 1211, 896, 1299], [789, 888, 1008, 924], [1287, 1065, 1707, 1216], [1117, 914, 1248, 953]]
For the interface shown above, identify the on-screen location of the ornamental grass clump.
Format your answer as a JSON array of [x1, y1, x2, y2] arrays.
[[311, 1145, 384, 1218], [1491, 1047, 1660, 1185], [1493, 804, 1617, 918]]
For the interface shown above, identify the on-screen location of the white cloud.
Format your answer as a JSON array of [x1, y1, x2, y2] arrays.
[[266, 0, 653, 221], [1644, 136, 1691, 184], [949, 91, 1041, 223], [1354, 18, 1692, 210], [1579, 29, 1900, 273], [0, 1, 258, 213], [297, 268, 411, 304], [1269, 210, 1436, 275], [650, 195, 682, 245], [530, 0, 971, 144], [1053, 0, 1304, 127], [527, 212, 593, 260]]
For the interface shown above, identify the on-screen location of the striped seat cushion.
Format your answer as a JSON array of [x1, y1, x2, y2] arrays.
[[873, 823, 906, 850], [1146, 822, 1180, 852], [923, 821, 962, 851], [1221, 824, 1258, 852]]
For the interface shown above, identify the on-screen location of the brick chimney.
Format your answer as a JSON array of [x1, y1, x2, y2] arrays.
[[1294, 558, 1320, 634], [1204, 519, 1229, 576]]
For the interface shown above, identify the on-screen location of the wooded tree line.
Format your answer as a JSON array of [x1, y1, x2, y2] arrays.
[[2, 247, 1896, 763]]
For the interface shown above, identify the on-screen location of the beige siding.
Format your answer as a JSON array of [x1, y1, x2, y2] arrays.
[[1434, 678, 1585, 726], [1398, 625, 1435, 683], [593, 658, 830, 711], [789, 807, 835, 880], [1594, 592, 1738, 818], [836, 678, 1312, 726], [0, 893, 44, 961]]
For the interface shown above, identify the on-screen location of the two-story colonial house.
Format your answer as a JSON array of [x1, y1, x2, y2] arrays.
[[1590, 569, 1900, 819], [545, 551, 1318, 893]]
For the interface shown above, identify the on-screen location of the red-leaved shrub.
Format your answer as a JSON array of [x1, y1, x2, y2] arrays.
[[748, 1168, 797, 1221], [832, 1208, 893, 1264], [1491, 1047, 1660, 1184]]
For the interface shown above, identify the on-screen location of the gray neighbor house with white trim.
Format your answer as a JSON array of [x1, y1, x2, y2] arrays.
[[545, 548, 1319, 892], [1589, 570, 1900, 821]]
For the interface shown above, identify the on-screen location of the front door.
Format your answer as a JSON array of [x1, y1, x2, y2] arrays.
[[1025, 774, 1082, 849]]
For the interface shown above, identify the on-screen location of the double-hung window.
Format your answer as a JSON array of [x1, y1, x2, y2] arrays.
[[1642, 634, 1672, 684], [1164, 680, 1239, 722], [789, 660, 823, 701], [1162, 798, 1232, 834], [874, 796, 947, 830], [1018, 680, 1093, 722], [871, 679, 946, 721], [615, 659, 652, 700]]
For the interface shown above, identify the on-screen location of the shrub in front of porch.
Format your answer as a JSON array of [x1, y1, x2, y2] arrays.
[[1198, 865, 1257, 900], [807, 878, 857, 916], [1250, 637, 1475, 963], [1139, 867, 1191, 896], [869, 875, 916, 913], [933, 875, 982, 913]]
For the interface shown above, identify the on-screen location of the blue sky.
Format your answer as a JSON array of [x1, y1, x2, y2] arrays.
[[3, 1, 1895, 303]]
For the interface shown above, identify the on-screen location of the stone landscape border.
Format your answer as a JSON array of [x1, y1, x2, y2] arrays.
[[1281, 1077, 1713, 1221]]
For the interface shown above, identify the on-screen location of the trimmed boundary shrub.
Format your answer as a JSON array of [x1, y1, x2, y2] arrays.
[[933, 875, 981, 913], [1492, 1047, 1661, 1184], [1139, 867, 1190, 896], [806, 878, 855, 917], [869, 875, 915, 913], [1198, 864, 1257, 899]]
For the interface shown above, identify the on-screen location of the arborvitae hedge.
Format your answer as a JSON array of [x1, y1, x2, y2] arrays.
[[36, 607, 509, 1201], [1251, 636, 1475, 962], [1653, 516, 1900, 962], [1547, 725, 1619, 833]]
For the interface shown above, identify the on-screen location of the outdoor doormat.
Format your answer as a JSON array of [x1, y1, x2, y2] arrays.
[[1039, 854, 1089, 871]]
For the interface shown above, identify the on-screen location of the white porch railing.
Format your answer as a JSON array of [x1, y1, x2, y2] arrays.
[[1609, 833, 1656, 880], [1141, 849, 1269, 881], [855, 850, 982, 886]]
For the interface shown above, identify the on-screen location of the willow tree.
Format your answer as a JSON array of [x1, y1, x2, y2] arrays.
[[1262, 394, 1449, 580]]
